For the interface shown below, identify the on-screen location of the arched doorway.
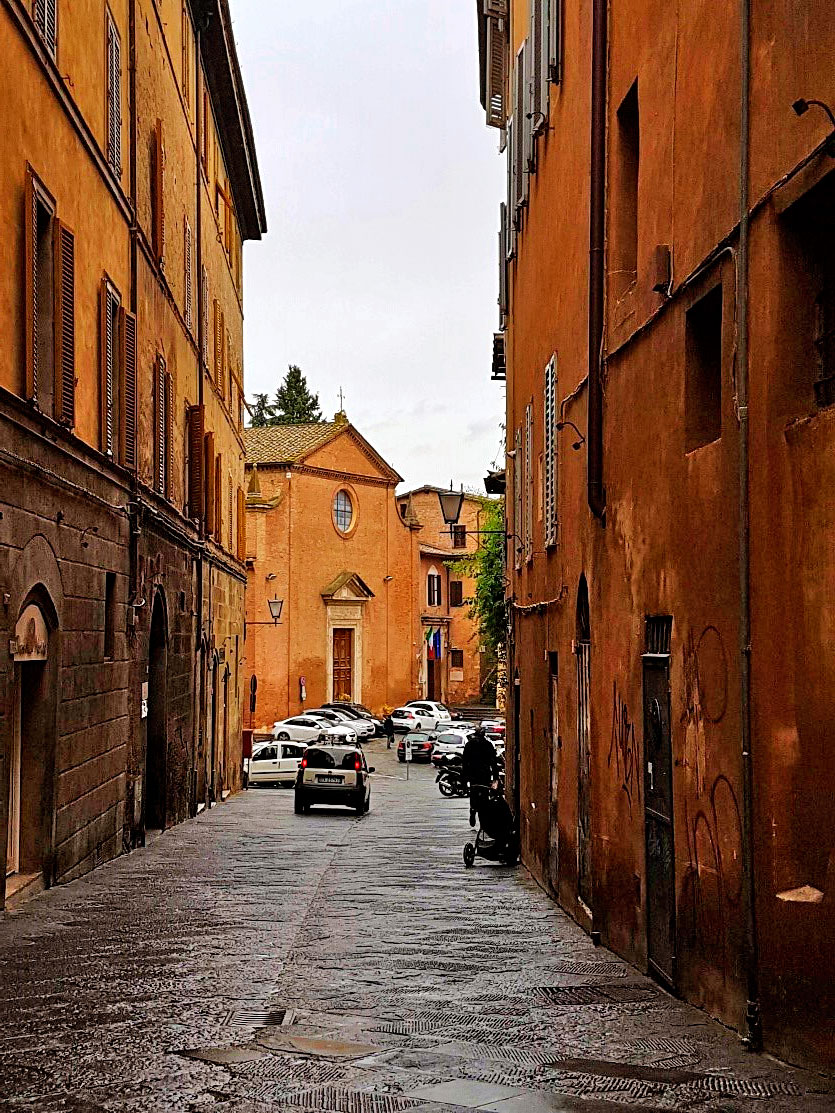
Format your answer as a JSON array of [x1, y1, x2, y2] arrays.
[[208, 652, 219, 802], [7, 591, 59, 888], [576, 574, 592, 911], [146, 592, 168, 831]]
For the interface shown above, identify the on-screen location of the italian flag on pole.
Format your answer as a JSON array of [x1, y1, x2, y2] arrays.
[[425, 625, 435, 660]]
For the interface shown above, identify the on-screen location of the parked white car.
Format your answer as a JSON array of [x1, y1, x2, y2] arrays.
[[406, 700, 452, 726], [430, 728, 472, 766], [308, 707, 375, 738], [249, 740, 307, 786], [273, 715, 357, 744], [391, 706, 434, 732]]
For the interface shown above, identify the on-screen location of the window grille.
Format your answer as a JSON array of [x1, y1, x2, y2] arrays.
[[645, 615, 673, 655]]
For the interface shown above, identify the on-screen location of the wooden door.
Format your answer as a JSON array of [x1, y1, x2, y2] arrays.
[[576, 640, 592, 910], [6, 670, 21, 876], [548, 655, 559, 892], [333, 629, 353, 701], [426, 659, 437, 700]]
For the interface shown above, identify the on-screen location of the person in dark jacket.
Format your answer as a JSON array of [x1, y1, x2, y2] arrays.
[[462, 727, 499, 827], [383, 714, 395, 749]]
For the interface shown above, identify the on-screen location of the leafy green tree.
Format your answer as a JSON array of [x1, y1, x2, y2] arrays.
[[451, 496, 506, 659], [271, 365, 322, 424], [248, 393, 273, 428]]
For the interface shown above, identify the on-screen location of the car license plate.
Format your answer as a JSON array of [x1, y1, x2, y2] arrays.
[[317, 773, 343, 783]]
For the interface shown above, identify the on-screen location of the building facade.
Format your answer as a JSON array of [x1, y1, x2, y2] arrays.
[[244, 418, 417, 725], [397, 487, 491, 707], [0, 0, 265, 910], [477, 0, 835, 1070]]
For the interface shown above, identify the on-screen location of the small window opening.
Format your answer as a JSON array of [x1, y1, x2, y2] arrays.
[[450, 580, 464, 607], [104, 572, 116, 659], [614, 80, 639, 295], [452, 524, 466, 548], [450, 649, 464, 669], [685, 284, 723, 451]]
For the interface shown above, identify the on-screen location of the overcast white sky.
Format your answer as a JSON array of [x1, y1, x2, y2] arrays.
[[232, 1, 506, 493]]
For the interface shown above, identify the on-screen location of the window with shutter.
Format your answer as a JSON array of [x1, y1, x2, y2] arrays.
[[24, 169, 58, 412], [548, 0, 562, 84], [524, 401, 533, 561], [184, 218, 193, 332], [513, 425, 522, 570], [450, 581, 464, 607], [237, 486, 245, 560], [227, 332, 233, 403], [53, 220, 75, 427], [154, 354, 166, 493], [228, 473, 233, 550], [100, 279, 121, 459], [187, 404, 204, 519], [152, 119, 166, 267], [485, 7, 508, 129], [530, 0, 544, 136], [523, 39, 535, 177], [120, 308, 137, 469], [213, 299, 221, 385], [201, 266, 208, 366], [106, 11, 122, 177], [164, 370, 173, 500], [513, 52, 525, 216], [544, 356, 557, 546], [201, 88, 209, 171], [505, 125, 516, 259], [214, 453, 222, 542], [33, 0, 57, 56], [204, 431, 215, 534], [181, 3, 191, 108], [498, 203, 508, 318]]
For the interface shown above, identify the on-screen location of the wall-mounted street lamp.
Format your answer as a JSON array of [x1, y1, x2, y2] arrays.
[[267, 597, 284, 625], [438, 482, 465, 527], [556, 420, 586, 451], [792, 98, 835, 156]]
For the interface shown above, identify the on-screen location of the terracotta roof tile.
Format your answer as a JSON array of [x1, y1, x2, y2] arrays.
[[244, 423, 339, 464]]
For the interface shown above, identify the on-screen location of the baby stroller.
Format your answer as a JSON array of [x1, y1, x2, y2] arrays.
[[463, 784, 520, 867]]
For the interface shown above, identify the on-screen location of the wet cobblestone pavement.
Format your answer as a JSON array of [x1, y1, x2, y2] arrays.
[[1, 739, 833, 1112]]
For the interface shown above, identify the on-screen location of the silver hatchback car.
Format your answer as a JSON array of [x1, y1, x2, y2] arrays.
[[294, 744, 374, 815]]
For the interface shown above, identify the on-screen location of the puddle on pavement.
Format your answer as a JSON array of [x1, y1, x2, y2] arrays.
[[256, 1032, 382, 1059]]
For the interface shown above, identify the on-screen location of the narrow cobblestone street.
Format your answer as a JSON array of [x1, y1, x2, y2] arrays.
[[1, 740, 832, 1113]]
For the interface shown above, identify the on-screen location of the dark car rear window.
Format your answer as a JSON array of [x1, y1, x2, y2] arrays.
[[304, 748, 336, 769], [340, 751, 363, 770], [392, 710, 410, 718]]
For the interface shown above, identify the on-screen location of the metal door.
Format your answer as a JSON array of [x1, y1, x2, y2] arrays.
[[643, 655, 676, 986], [548, 655, 560, 892], [333, 629, 353, 701], [576, 641, 592, 909]]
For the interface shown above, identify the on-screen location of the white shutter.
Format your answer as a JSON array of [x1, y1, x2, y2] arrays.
[[513, 49, 527, 214], [499, 203, 508, 318], [523, 40, 534, 179], [506, 120, 517, 255], [44, 0, 57, 55], [548, 0, 562, 84], [544, 357, 557, 546]]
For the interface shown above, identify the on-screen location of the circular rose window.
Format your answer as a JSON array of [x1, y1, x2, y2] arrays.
[[333, 489, 354, 534]]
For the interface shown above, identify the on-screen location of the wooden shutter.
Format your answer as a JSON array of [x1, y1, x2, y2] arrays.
[[24, 170, 38, 402], [530, 0, 544, 133], [181, 3, 191, 106], [544, 356, 557, 546], [53, 220, 75, 426], [523, 40, 535, 176], [204, 430, 215, 534], [154, 354, 165, 492], [217, 298, 223, 385], [226, 331, 232, 402], [236, 486, 245, 560], [548, 0, 562, 83], [514, 425, 522, 568], [506, 122, 516, 258], [187, 404, 204, 519], [184, 218, 192, 331], [153, 119, 166, 267], [215, 455, 223, 543], [201, 266, 208, 365], [485, 8, 508, 129], [228, 473, 233, 549], [524, 401, 533, 560], [164, 370, 173, 499], [107, 13, 122, 176], [100, 279, 116, 456], [120, 308, 137, 468]]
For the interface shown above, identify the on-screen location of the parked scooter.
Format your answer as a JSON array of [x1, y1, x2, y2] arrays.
[[436, 754, 468, 798]]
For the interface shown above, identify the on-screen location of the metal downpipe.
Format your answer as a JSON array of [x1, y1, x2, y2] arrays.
[[738, 0, 762, 1053], [587, 0, 607, 522]]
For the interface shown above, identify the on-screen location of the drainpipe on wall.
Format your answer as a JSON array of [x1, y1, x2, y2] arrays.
[[737, 0, 762, 1053], [587, 0, 607, 523], [195, 14, 207, 810]]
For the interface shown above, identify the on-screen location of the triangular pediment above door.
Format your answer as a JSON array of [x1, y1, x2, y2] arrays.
[[321, 570, 375, 602]]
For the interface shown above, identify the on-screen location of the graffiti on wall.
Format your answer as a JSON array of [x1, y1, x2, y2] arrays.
[[608, 682, 640, 811], [679, 624, 740, 974]]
